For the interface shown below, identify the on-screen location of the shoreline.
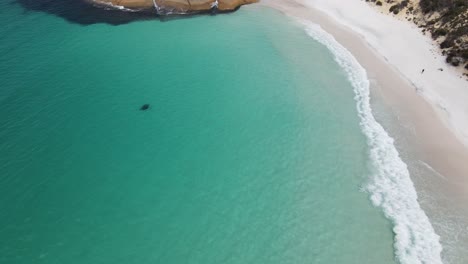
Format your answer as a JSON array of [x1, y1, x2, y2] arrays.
[[259, 0, 468, 196], [289, 0, 468, 148], [256, 0, 468, 262]]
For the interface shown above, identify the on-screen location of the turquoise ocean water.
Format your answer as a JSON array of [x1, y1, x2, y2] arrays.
[[0, 2, 424, 263]]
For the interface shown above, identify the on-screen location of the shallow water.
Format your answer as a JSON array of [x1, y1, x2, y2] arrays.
[[0, 3, 400, 264], [371, 79, 468, 264]]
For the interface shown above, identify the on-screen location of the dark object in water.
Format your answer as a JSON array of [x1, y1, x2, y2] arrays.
[[140, 104, 150, 111]]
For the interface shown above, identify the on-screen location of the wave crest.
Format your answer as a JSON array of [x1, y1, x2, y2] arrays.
[[300, 21, 443, 264]]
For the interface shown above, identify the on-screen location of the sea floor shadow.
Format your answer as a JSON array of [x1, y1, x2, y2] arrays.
[[15, 0, 162, 25], [15, 0, 229, 25]]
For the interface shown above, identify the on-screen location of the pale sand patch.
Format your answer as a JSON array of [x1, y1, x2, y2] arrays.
[[257, 0, 468, 197]]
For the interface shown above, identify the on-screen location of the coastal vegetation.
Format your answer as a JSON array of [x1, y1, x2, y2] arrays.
[[367, 0, 468, 73]]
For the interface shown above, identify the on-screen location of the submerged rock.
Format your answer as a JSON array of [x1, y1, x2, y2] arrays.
[[88, 0, 258, 14]]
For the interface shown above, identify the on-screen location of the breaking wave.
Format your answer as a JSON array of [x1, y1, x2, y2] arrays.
[[301, 21, 443, 264]]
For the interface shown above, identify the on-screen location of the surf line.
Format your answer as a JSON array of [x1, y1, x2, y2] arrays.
[[298, 20, 443, 264]]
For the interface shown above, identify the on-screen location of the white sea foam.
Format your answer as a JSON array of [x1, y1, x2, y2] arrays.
[[94, 1, 138, 12], [300, 21, 443, 264], [152, 0, 160, 14]]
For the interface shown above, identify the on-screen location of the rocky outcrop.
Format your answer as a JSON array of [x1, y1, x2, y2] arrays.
[[88, 0, 258, 14]]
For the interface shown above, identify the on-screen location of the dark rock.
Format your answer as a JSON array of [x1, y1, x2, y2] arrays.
[[140, 104, 150, 111]]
